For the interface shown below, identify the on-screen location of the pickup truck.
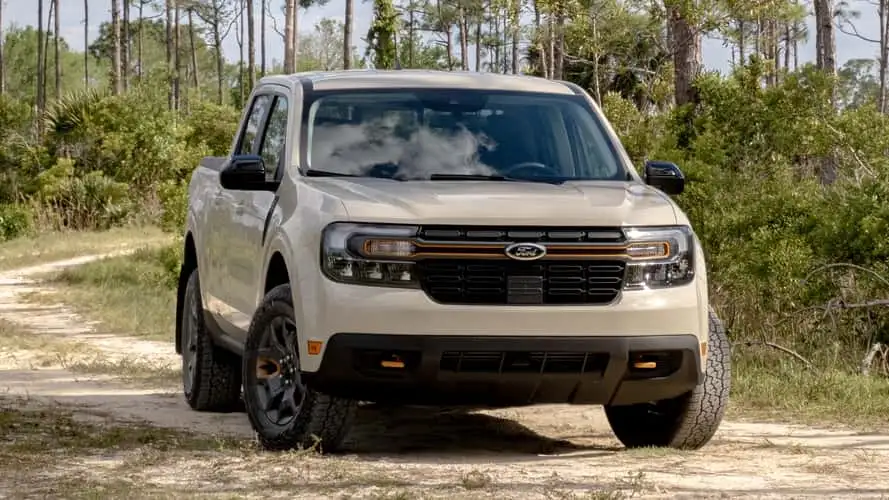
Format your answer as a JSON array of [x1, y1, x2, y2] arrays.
[[175, 69, 731, 453]]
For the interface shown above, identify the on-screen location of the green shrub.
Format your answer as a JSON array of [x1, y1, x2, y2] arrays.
[[0, 204, 33, 241]]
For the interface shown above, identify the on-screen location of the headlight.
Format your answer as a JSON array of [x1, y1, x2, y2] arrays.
[[321, 222, 420, 288], [622, 226, 695, 290]]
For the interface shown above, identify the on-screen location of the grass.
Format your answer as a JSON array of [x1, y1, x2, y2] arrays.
[[0, 225, 171, 272], [33, 245, 179, 342], [729, 353, 889, 429]]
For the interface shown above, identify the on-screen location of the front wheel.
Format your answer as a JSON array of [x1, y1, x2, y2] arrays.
[[604, 308, 731, 450], [241, 284, 357, 452]]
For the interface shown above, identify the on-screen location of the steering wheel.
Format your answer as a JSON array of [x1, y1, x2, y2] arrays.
[[500, 161, 561, 178]]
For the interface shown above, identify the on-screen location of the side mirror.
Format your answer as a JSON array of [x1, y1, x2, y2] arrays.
[[219, 155, 277, 191], [644, 160, 685, 195]]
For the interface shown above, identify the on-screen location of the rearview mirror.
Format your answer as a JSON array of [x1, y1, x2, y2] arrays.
[[644, 160, 685, 195], [219, 155, 277, 191]]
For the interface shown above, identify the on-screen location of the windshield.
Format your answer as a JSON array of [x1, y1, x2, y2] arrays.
[[302, 89, 629, 182]]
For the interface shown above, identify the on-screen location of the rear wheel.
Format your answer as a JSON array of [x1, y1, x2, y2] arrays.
[[604, 308, 731, 450], [242, 284, 357, 452], [180, 269, 242, 412]]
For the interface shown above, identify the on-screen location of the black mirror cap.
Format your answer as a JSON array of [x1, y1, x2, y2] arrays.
[[219, 155, 278, 191], [644, 160, 685, 195]]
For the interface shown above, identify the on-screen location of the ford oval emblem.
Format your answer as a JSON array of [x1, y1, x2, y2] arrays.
[[504, 243, 547, 261]]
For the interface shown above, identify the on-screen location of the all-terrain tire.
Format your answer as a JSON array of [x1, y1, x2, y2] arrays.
[[242, 284, 357, 453], [604, 308, 731, 450], [181, 269, 243, 412]]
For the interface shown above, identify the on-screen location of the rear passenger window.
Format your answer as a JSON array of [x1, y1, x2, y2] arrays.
[[237, 95, 273, 155]]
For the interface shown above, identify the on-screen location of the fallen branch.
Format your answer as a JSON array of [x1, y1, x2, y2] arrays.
[[861, 343, 889, 376], [740, 341, 813, 369]]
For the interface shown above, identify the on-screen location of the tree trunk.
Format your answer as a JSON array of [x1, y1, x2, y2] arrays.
[[238, 0, 245, 103], [247, 0, 255, 89], [213, 19, 223, 104], [137, 0, 144, 80], [475, 19, 482, 72], [669, 5, 701, 106], [784, 22, 791, 72], [122, 0, 129, 90], [174, 0, 181, 109], [408, 7, 415, 67], [44, 1, 52, 102], [814, 0, 837, 106], [546, 14, 554, 79], [53, 0, 61, 99], [260, 0, 267, 76], [284, 0, 295, 72], [511, 0, 519, 74], [738, 20, 745, 65], [84, 0, 89, 87], [878, 0, 888, 114], [533, 0, 547, 77], [165, 0, 174, 108], [344, 0, 353, 69], [189, 9, 199, 88], [458, 6, 468, 70], [111, 0, 122, 94], [37, 0, 45, 125], [293, 4, 300, 71]]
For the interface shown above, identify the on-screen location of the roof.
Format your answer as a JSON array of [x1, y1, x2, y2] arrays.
[[258, 69, 576, 95]]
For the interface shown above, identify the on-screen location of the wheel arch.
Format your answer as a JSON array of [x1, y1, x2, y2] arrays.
[[175, 232, 199, 355], [265, 251, 291, 294]]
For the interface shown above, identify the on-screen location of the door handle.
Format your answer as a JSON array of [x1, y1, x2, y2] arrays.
[[233, 202, 246, 216]]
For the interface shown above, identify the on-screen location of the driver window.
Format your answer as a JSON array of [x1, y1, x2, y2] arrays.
[[237, 94, 272, 155], [257, 96, 289, 181]]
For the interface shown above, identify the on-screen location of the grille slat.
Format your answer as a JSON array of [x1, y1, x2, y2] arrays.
[[419, 260, 625, 305]]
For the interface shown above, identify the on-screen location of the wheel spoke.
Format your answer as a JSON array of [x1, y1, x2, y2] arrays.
[[277, 386, 299, 423], [282, 319, 298, 354], [265, 317, 286, 354]]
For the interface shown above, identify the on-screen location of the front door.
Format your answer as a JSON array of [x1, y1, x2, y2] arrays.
[[228, 89, 291, 328], [212, 92, 275, 339]]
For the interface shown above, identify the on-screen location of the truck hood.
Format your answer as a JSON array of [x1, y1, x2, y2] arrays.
[[304, 178, 679, 226]]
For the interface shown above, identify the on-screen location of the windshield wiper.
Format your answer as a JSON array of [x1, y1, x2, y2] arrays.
[[427, 173, 565, 184], [304, 169, 360, 178], [304, 169, 404, 181]]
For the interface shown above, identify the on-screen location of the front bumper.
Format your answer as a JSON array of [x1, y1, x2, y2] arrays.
[[305, 333, 703, 407]]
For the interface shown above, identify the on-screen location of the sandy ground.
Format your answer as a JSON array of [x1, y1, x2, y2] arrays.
[[1, 254, 889, 498]]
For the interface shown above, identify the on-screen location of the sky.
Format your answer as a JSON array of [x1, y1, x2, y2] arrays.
[[2, 0, 884, 75]]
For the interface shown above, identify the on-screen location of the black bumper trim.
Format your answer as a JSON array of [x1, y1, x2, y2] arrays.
[[305, 333, 703, 407]]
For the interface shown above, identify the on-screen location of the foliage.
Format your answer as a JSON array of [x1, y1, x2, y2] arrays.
[[366, 0, 400, 69]]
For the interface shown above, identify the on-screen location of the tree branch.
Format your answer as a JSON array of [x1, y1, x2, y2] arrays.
[[740, 341, 814, 368]]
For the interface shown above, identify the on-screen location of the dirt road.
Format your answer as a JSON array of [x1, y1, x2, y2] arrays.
[[1, 254, 888, 499]]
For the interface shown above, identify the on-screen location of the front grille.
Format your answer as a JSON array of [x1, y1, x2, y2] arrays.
[[440, 350, 609, 374], [417, 260, 626, 305], [415, 225, 627, 305]]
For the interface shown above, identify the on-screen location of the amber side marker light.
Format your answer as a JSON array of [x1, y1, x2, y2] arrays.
[[381, 355, 406, 369], [633, 361, 658, 369], [700, 342, 708, 358], [307, 340, 323, 356]]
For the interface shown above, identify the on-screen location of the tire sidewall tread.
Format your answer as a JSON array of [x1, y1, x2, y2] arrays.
[[181, 269, 243, 412], [604, 307, 732, 450], [241, 283, 357, 453]]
